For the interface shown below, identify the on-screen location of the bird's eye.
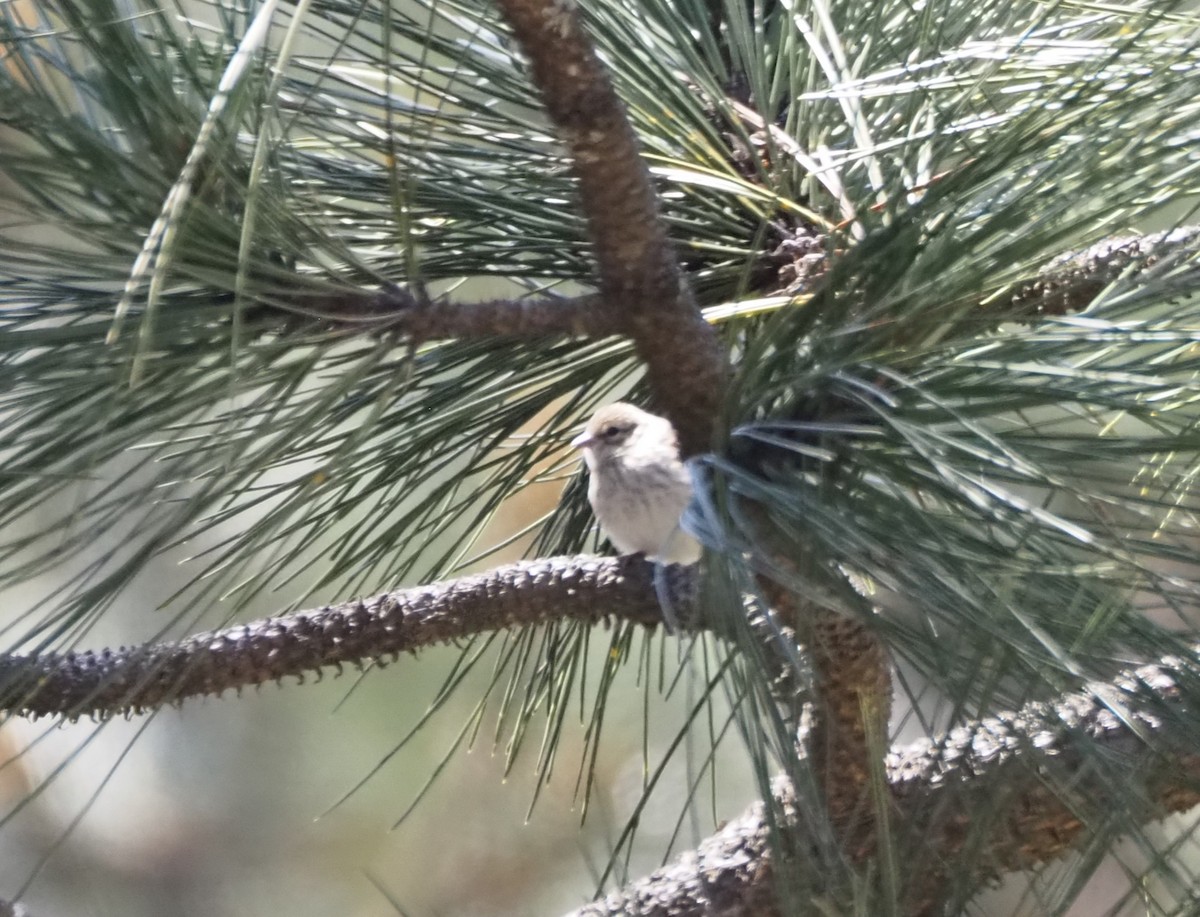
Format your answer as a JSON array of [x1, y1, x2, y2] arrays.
[[603, 425, 623, 439]]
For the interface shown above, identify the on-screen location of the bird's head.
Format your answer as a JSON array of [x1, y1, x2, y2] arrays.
[[571, 403, 676, 470]]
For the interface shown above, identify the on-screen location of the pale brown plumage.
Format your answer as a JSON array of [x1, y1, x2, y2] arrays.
[[571, 403, 701, 564]]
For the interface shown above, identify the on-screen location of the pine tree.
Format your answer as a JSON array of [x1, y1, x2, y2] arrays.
[[2, 0, 1200, 914]]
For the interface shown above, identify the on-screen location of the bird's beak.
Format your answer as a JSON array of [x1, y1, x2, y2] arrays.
[[571, 431, 593, 450]]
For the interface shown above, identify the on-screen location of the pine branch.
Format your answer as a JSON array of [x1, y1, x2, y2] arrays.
[[270, 286, 622, 339], [805, 608, 891, 858], [490, 0, 727, 454], [756, 568, 892, 864], [768, 222, 1200, 315], [747, 494, 894, 866], [569, 776, 796, 917], [0, 555, 696, 719], [1007, 224, 1200, 318], [569, 652, 1200, 917], [891, 656, 1200, 913], [265, 223, 1200, 354]]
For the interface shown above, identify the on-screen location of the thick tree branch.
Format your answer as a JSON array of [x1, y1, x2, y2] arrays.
[[754, 575, 892, 863], [890, 657, 1200, 913], [0, 556, 696, 720], [489, 0, 727, 454], [747, 498, 894, 867], [570, 777, 795, 917], [570, 653, 1200, 917], [805, 609, 891, 857]]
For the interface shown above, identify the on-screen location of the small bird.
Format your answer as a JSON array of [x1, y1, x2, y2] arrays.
[[571, 403, 701, 565]]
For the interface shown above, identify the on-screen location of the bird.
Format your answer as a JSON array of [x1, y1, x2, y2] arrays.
[[571, 403, 701, 565]]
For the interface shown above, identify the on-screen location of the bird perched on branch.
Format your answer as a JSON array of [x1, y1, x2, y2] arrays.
[[572, 403, 701, 565]]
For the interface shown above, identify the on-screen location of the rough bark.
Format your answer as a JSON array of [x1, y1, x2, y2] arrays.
[[0, 556, 695, 719], [571, 653, 1200, 917], [491, 0, 727, 454]]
